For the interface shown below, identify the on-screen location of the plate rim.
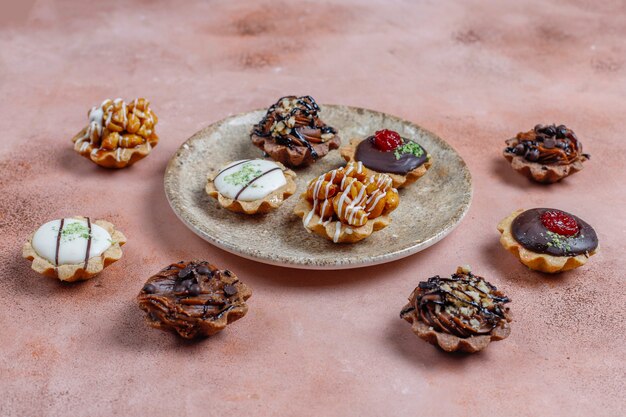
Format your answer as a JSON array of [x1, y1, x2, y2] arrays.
[[164, 104, 473, 270]]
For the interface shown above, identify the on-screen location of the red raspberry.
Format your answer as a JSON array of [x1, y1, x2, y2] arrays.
[[540, 210, 579, 236], [373, 129, 402, 151]]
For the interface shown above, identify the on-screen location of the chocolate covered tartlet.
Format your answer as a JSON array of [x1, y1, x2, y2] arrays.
[[137, 261, 251, 339], [401, 266, 512, 353], [72, 98, 159, 168], [503, 124, 589, 183], [251, 95, 340, 168], [341, 129, 431, 188], [497, 208, 598, 273]]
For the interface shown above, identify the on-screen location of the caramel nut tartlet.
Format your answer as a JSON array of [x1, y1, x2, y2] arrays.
[[22, 216, 126, 282], [293, 162, 400, 243], [206, 159, 297, 214], [503, 124, 589, 183], [400, 266, 512, 353], [497, 208, 598, 273], [137, 261, 251, 339], [341, 129, 432, 188], [251, 95, 340, 168], [72, 98, 159, 168]]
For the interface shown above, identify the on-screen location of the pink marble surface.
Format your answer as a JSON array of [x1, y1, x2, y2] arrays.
[[1, 1, 625, 416]]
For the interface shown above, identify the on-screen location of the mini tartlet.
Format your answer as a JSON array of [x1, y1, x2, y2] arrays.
[[251, 95, 340, 168], [341, 129, 431, 188], [497, 208, 598, 273], [400, 266, 512, 353], [22, 216, 126, 282], [293, 162, 400, 243], [72, 98, 159, 169], [206, 159, 297, 214], [503, 124, 589, 183], [137, 260, 251, 339]]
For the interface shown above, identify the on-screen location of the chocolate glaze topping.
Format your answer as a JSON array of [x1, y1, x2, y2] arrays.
[[504, 124, 588, 165], [137, 261, 251, 339], [83, 217, 92, 270], [54, 218, 65, 267], [400, 269, 511, 338], [511, 208, 598, 256], [355, 136, 428, 175], [252, 95, 337, 160]]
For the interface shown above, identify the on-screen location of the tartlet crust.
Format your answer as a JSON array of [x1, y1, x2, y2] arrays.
[[340, 138, 432, 188], [293, 197, 392, 244], [503, 138, 587, 184], [401, 303, 511, 353], [72, 127, 159, 169], [497, 209, 597, 273], [205, 161, 297, 215], [22, 216, 127, 282]]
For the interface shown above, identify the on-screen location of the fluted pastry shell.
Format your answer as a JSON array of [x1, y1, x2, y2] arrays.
[[401, 305, 511, 353], [497, 209, 597, 273], [293, 197, 392, 243], [340, 137, 432, 188], [205, 161, 297, 215], [22, 216, 126, 282], [72, 127, 159, 169], [503, 138, 587, 184]]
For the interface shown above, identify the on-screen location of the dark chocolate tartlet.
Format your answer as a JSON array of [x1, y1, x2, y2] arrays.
[[251, 95, 340, 168], [503, 124, 589, 183], [401, 266, 512, 353], [498, 208, 599, 273], [137, 261, 251, 339], [341, 129, 431, 188]]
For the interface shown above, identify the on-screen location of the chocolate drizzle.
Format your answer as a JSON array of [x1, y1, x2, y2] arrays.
[[234, 167, 281, 200], [355, 137, 428, 175], [213, 159, 252, 181], [511, 208, 598, 256], [401, 269, 511, 338], [83, 217, 92, 271], [54, 218, 65, 267]]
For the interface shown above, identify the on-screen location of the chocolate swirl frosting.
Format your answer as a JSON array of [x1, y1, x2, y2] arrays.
[[401, 268, 511, 338], [252, 96, 337, 160], [505, 124, 588, 165]]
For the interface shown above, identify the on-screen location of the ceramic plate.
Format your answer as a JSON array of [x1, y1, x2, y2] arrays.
[[164, 105, 472, 269]]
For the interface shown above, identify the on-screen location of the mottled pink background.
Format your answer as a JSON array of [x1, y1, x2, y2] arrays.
[[1, 1, 625, 416]]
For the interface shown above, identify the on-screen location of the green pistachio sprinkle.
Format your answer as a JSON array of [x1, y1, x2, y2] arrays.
[[546, 231, 572, 252], [394, 141, 424, 160], [53, 223, 92, 242], [224, 163, 263, 187]]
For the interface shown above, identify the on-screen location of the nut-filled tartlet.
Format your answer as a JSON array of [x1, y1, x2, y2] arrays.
[[497, 208, 598, 273], [294, 161, 400, 243], [72, 98, 159, 168], [400, 266, 512, 353], [22, 216, 126, 282], [251, 95, 340, 168], [341, 129, 431, 188], [503, 124, 589, 183], [206, 159, 297, 214], [137, 261, 251, 339]]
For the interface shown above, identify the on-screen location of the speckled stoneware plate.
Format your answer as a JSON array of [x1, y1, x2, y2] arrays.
[[164, 105, 472, 270]]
